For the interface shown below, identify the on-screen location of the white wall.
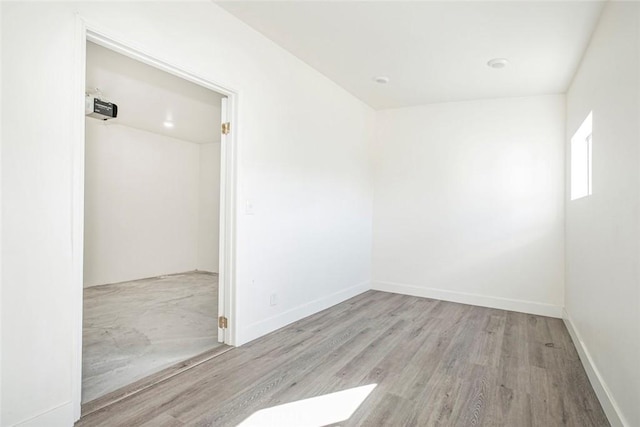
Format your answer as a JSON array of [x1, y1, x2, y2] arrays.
[[0, 2, 3, 423], [84, 120, 217, 287], [2, 4, 77, 426], [372, 95, 565, 317], [198, 143, 221, 273], [86, 41, 223, 145], [565, 2, 640, 426], [0, 2, 374, 425]]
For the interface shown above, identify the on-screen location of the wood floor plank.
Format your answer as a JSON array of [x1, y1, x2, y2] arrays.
[[350, 392, 420, 427], [76, 291, 610, 427], [414, 372, 467, 426], [469, 312, 507, 367], [484, 385, 532, 427], [452, 364, 497, 426], [560, 358, 611, 426], [138, 413, 184, 427], [498, 311, 532, 394], [530, 365, 569, 427]]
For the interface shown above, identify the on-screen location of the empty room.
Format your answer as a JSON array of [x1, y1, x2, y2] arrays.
[[1, 1, 638, 427], [82, 41, 227, 406]]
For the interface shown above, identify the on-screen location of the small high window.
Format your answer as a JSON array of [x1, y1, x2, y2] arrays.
[[571, 111, 592, 200]]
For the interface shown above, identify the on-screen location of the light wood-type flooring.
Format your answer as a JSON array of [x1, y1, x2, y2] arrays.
[[82, 271, 221, 403], [77, 290, 609, 426]]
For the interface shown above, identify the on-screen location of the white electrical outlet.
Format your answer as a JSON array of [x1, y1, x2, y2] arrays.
[[270, 293, 278, 306]]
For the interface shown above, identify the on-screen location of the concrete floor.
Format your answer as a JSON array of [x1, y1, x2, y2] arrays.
[[82, 271, 220, 403]]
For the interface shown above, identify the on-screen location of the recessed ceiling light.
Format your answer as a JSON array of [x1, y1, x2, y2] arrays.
[[373, 76, 390, 84], [163, 121, 174, 128], [487, 58, 509, 69]]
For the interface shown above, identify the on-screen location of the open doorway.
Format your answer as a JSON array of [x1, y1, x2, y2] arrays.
[[80, 40, 231, 408]]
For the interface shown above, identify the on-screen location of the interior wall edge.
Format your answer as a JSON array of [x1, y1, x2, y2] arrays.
[[0, 1, 3, 423], [373, 92, 566, 114], [236, 280, 370, 346], [89, 121, 206, 147], [563, 309, 628, 427], [372, 280, 563, 318]]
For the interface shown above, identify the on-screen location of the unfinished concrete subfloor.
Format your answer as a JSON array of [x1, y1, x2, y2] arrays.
[[82, 271, 220, 403]]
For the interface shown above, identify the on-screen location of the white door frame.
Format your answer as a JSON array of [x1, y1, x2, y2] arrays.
[[71, 16, 238, 421]]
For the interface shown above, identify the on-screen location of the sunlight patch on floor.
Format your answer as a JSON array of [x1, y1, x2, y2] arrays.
[[238, 384, 377, 427]]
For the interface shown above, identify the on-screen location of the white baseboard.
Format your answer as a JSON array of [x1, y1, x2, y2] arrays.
[[563, 310, 628, 427], [13, 401, 74, 427], [371, 281, 563, 318], [237, 280, 370, 345]]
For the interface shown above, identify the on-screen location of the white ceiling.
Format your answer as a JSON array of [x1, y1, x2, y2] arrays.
[[86, 41, 223, 144], [217, 1, 605, 109]]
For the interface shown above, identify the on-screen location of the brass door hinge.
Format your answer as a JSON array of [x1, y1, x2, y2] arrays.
[[218, 316, 228, 329], [221, 122, 231, 135]]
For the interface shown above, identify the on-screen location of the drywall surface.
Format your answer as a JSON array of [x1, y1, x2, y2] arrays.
[[2, 4, 78, 426], [198, 143, 221, 273], [0, 3, 3, 423], [86, 41, 223, 145], [84, 120, 207, 286], [0, 2, 374, 425], [565, 2, 640, 426], [372, 95, 565, 316]]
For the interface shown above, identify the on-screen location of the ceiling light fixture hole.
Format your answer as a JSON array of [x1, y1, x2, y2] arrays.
[[487, 58, 509, 69]]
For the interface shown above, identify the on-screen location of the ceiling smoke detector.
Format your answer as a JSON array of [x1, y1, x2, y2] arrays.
[[487, 58, 509, 69], [373, 76, 390, 84]]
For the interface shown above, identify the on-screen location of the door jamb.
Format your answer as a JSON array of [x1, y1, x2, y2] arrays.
[[71, 16, 238, 421]]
